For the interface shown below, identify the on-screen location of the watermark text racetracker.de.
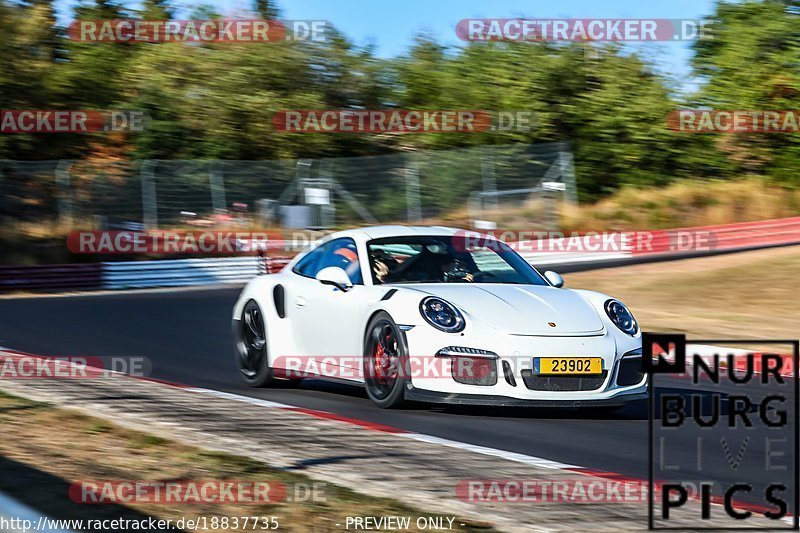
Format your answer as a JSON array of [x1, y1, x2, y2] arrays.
[[67, 480, 330, 504], [68, 19, 329, 42], [0, 353, 152, 379], [0, 110, 145, 133], [457, 479, 650, 503], [452, 229, 717, 254], [669, 110, 800, 133], [68, 231, 278, 255], [66, 229, 719, 255], [456, 19, 708, 42], [272, 109, 536, 133]]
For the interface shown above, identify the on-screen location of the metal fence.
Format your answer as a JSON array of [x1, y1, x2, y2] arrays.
[[0, 142, 575, 231], [5, 216, 800, 292]]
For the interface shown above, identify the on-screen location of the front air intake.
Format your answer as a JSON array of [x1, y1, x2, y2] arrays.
[[616, 356, 645, 386], [520, 370, 608, 391], [451, 357, 498, 386]]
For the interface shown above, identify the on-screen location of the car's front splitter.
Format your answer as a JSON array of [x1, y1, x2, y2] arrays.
[[404, 383, 648, 407]]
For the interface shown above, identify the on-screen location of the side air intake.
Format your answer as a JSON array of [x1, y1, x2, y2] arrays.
[[273, 285, 286, 318]]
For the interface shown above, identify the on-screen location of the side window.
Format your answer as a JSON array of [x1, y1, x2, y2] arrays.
[[292, 238, 363, 285], [317, 238, 363, 285], [292, 245, 326, 278]]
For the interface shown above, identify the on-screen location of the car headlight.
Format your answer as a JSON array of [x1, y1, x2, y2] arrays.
[[605, 299, 638, 336], [420, 297, 465, 333]]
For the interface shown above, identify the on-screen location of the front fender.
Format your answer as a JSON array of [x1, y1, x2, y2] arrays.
[[572, 289, 642, 355], [368, 288, 431, 328]]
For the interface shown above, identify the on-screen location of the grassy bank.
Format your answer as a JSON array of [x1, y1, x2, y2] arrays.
[[436, 178, 800, 231], [559, 178, 800, 232]]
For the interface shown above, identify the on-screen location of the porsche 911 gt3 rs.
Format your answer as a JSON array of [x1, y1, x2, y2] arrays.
[[232, 225, 645, 408]]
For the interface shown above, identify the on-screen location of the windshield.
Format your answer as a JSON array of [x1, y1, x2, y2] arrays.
[[367, 235, 549, 285]]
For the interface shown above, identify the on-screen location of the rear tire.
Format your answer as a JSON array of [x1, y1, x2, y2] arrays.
[[234, 299, 278, 387], [363, 312, 408, 408]]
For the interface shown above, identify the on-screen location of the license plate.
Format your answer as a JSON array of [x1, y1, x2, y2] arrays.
[[534, 357, 603, 375]]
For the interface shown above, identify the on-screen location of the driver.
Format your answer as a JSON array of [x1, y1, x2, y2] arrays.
[[441, 258, 475, 282], [423, 244, 478, 282], [371, 249, 399, 283]]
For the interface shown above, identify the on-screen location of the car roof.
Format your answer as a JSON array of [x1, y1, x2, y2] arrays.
[[321, 225, 461, 243], [359, 225, 460, 239]]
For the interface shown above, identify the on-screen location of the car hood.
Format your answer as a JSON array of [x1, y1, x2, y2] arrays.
[[405, 284, 605, 336]]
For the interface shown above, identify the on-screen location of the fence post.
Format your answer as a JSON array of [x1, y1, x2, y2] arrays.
[[559, 148, 578, 206], [480, 146, 498, 212], [55, 160, 73, 228], [319, 160, 336, 228], [405, 157, 421, 222], [141, 160, 158, 230], [332, 179, 378, 224], [467, 191, 483, 226], [210, 162, 227, 214]]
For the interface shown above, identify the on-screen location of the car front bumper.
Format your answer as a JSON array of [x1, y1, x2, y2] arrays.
[[402, 323, 646, 403]]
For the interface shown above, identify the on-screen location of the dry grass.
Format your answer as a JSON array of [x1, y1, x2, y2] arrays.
[[430, 178, 800, 232], [565, 245, 800, 342], [559, 178, 800, 232]]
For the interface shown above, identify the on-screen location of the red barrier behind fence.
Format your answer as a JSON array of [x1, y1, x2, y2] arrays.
[[632, 216, 800, 256]]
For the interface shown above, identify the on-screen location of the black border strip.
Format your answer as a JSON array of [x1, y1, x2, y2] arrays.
[[648, 339, 799, 530]]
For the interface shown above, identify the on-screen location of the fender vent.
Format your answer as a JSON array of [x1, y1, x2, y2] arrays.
[[273, 284, 286, 318], [381, 289, 398, 301]]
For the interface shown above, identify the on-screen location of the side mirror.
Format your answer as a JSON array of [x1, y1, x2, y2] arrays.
[[544, 270, 564, 288], [316, 266, 354, 292]]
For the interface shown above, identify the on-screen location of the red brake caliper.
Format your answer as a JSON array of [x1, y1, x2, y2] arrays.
[[373, 332, 391, 382]]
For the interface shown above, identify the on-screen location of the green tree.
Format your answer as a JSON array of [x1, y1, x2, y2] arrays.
[[691, 0, 800, 182]]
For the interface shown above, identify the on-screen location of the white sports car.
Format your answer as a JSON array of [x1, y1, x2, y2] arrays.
[[232, 225, 645, 408]]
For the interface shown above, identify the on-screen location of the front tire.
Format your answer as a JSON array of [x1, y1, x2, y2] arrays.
[[363, 312, 408, 408], [234, 299, 277, 387]]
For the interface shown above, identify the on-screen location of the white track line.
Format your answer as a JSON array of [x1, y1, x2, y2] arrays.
[[185, 387, 294, 409], [185, 387, 575, 469], [399, 432, 576, 469]]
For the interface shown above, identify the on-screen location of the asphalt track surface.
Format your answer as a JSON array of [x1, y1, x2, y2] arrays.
[[0, 287, 796, 517]]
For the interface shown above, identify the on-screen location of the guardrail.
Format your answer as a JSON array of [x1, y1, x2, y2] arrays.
[[0, 263, 102, 292], [103, 257, 259, 290], [2, 216, 800, 293]]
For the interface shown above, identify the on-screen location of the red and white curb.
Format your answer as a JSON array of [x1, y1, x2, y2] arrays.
[[184, 387, 794, 525]]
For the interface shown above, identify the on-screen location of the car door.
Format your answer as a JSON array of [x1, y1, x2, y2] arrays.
[[290, 238, 371, 380]]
